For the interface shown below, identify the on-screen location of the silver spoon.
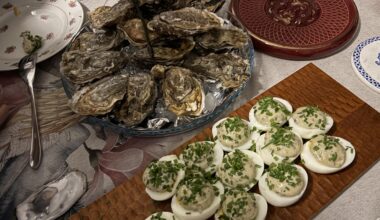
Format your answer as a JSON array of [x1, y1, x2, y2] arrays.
[[18, 53, 42, 169]]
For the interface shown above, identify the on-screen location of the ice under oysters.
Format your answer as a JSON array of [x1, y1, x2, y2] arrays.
[[61, 4, 252, 129]]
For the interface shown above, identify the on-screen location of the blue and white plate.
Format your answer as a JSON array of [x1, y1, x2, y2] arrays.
[[351, 36, 380, 93]]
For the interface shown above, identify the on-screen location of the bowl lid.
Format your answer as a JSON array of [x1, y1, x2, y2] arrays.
[[231, 0, 359, 60]]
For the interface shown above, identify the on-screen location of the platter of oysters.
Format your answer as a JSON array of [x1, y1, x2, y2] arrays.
[[60, 0, 254, 136]]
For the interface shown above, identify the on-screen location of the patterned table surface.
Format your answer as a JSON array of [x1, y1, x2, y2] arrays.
[[0, 0, 379, 219]]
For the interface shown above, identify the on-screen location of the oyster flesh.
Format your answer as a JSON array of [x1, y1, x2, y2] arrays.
[[195, 27, 248, 51], [132, 38, 195, 64], [152, 64, 204, 116], [69, 31, 124, 52], [60, 50, 126, 85], [116, 73, 157, 126], [69, 74, 129, 115], [117, 18, 159, 47], [184, 52, 249, 89], [16, 171, 87, 220], [147, 7, 224, 37]]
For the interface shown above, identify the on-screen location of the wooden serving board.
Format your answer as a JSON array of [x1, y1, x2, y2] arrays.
[[70, 63, 380, 220]]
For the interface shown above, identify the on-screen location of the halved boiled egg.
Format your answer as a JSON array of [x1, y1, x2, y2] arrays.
[[216, 149, 264, 191], [179, 141, 223, 174], [249, 96, 293, 131], [301, 135, 356, 174], [259, 163, 308, 207], [215, 189, 268, 220], [256, 127, 303, 165], [212, 116, 260, 152], [171, 178, 224, 220], [143, 155, 185, 201], [145, 211, 177, 220], [289, 106, 334, 139]]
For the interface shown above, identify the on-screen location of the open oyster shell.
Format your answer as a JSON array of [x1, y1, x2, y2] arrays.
[[117, 18, 159, 47], [16, 171, 86, 220], [195, 26, 249, 51], [60, 50, 126, 85], [69, 31, 124, 52], [152, 64, 205, 116], [147, 7, 224, 37], [131, 38, 195, 64], [184, 52, 249, 89], [69, 74, 129, 115], [116, 72, 157, 126]]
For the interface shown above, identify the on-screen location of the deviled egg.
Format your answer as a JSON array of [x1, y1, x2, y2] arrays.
[[171, 176, 224, 220], [145, 211, 177, 220], [216, 149, 264, 191], [289, 106, 334, 139], [179, 141, 223, 174], [256, 127, 303, 165], [249, 96, 292, 131], [301, 135, 356, 174], [143, 155, 185, 201], [212, 116, 260, 152], [215, 189, 267, 220], [259, 163, 308, 207]]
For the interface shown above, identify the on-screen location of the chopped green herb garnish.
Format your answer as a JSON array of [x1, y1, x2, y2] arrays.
[[262, 127, 295, 149], [297, 106, 327, 129], [329, 152, 338, 162], [267, 163, 301, 187], [151, 212, 165, 220], [256, 97, 290, 117]]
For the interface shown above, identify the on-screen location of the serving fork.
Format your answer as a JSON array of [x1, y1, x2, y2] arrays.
[[18, 53, 42, 169]]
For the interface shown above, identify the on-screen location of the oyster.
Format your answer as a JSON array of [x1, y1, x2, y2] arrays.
[[184, 52, 249, 89], [16, 171, 86, 220], [140, 0, 224, 16], [132, 38, 195, 64], [60, 50, 126, 85], [70, 74, 129, 115], [188, 0, 226, 12], [88, 1, 133, 29], [152, 65, 204, 116], [116, 73, 157, 126], [69, 30, 124, 52], [195, 27, 248, 51], [117, 18, 159, 47], [147, 7, 224, 37]]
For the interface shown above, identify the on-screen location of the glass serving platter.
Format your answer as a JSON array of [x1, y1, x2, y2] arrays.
[[61, 10, 255, 137]]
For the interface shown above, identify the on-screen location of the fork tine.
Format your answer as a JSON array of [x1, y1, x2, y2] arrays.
[[18, 53, 37, 71]]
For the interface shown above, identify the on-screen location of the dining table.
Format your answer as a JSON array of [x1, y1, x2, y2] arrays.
[[0, 0, 379, 219]]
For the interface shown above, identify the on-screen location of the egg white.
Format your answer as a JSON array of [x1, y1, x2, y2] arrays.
[[212, 117, 260, 152], [217, 150, 264, 191], [249, 97, 293, 131], [145, 212, 177, 220], [179, 141, 224, 174], [258, 164, 308, 207], [171, 181, 224, 220], [289, 113, 334, 139], [145, 155, 185, 201], [256, 132, 303, 165], [301, 136, 356, 174], [214, 193, 268, 220]]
